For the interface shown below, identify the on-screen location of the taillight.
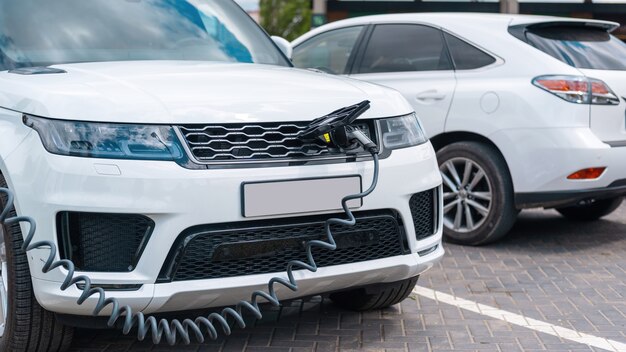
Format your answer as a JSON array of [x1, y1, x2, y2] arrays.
[[590, 80, 618, 105], [532, 75, 619, 105]]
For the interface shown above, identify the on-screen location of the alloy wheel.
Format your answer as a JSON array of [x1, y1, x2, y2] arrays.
[[440, 157, 493, 233]]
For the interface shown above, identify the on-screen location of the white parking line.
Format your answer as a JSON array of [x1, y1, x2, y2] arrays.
[[413, 286, 626, 352]]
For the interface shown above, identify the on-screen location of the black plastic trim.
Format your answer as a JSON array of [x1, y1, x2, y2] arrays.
[[508, 21, 618, 46], [346, 25, 372, 75], [74, 283, 143, 291], [347, 24, 374, 75], [174, 119, 393, 170], [55, 212, 155, 272], [157, 209, 408, 283], [515, 180, 626, 209], [174, 152, 389, 170], [409, 187, 438, 241], [607, 140, 626, 148], [417, 245, 438, 257]]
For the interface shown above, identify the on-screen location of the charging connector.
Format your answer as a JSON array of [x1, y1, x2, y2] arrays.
[[330, 126, 379, 154], [298, 100, 379, 154]]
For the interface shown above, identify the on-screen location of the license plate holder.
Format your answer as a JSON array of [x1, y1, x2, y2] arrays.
[[242, 176, 362, 218]]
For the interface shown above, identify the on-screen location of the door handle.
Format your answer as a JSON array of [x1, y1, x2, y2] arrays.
[[416, 90, 446, 102]]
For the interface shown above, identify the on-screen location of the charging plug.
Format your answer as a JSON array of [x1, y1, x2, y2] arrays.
[[346, 127, 379, 154], [331, 126, 379, 154], [298, 101, 378, 154]]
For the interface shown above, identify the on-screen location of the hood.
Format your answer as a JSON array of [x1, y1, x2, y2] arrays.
[[0, 61, 412, 124]]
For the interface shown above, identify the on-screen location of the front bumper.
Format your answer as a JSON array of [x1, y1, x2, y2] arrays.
[[4, 133, 443, 315]]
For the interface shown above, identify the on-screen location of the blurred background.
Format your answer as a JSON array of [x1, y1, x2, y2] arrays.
[[234, 0, 626, 41]]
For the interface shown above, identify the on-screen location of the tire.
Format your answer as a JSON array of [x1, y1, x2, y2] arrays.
[[556, 197, 623, 221], [0, 173, 74, 352], [329, 276, 418, 311], [437, 141, 517, 246]]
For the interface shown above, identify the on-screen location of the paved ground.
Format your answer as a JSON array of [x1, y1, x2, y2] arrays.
[[69, 204, 626, 351]]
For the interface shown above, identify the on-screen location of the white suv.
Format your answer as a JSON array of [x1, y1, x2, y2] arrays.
[[293, 13, 626, 245], [0, 1, 443, 350]]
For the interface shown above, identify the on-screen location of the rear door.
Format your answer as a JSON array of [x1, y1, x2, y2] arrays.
[[582, 68, 626, 145], [524, 24, 626, 144], [348, 24, 457, 137]]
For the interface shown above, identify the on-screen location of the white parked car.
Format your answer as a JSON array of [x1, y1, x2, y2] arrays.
[[293, 13, 626, 246], [0, 1, 443, 350]]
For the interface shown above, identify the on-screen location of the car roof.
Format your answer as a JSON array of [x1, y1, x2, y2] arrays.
[[293, 13, 619, 44]]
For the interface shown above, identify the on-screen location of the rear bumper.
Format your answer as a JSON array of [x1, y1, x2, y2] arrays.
[[515, 179, 626, 209], [491, 128, 626, 203]]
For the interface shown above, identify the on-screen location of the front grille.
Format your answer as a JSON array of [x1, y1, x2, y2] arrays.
[[158, 211, 407, 282], [56, 212, 154, 272], [178, 121, 373, 163], [409, 188, 438, 240]]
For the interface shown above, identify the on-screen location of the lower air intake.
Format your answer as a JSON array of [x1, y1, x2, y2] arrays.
[[158, 210, 408, 282]]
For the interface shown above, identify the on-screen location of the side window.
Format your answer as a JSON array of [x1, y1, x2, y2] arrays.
[[444, 32, 496, 70], [357, 24, 452, 74], [292, 26, 364, 74]]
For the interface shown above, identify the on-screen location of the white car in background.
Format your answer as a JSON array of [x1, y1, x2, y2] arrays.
[[293, 13, 626, 245]]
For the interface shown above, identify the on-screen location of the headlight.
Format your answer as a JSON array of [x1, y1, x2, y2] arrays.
[[377, 113, 428, 150], [23, 115, 185, 161]]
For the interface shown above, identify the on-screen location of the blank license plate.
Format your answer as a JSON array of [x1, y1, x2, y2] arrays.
[[242, 176, 362, 218]]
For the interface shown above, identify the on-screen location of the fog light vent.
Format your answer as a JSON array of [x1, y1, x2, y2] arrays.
[[56, 212, 154, 272], [409, 188, 437, 240]]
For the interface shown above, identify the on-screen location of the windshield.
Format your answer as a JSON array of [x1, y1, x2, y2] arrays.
[[0, 0, 290, 71], [526, 25, 626, 70]]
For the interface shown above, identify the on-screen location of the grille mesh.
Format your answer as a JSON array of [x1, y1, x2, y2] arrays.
[[57, 212, 154, 272], [409, 189, 437, 240], [160, 212, 406, 282], [179, 122, 339, 162]]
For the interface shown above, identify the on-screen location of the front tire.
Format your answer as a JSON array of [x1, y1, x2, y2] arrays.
[[0, 173, 74, 352], [329, 276, 418, 311], [437, 142, 517, 246], [556, 197, 623, 221]]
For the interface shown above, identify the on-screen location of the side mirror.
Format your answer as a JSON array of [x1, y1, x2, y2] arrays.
[[271, 36, 293, 60]]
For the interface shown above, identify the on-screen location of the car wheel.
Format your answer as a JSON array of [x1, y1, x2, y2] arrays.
[[0, 174, 74, 352], [556, 197, 623, 221], [329, 276, 418, 311], [437, 142, 517, 246]]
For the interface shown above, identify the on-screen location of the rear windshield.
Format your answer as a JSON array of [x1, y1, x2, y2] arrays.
[[0, 0, 289, 71], [524, 25, 626, 70]]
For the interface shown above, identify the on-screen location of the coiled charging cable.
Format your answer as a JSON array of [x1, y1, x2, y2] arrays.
[[0, 150, 379, 345]]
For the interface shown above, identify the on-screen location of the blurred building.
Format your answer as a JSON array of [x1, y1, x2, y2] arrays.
[[247, 9, 260, 22], [313, 0, 626, 40]]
